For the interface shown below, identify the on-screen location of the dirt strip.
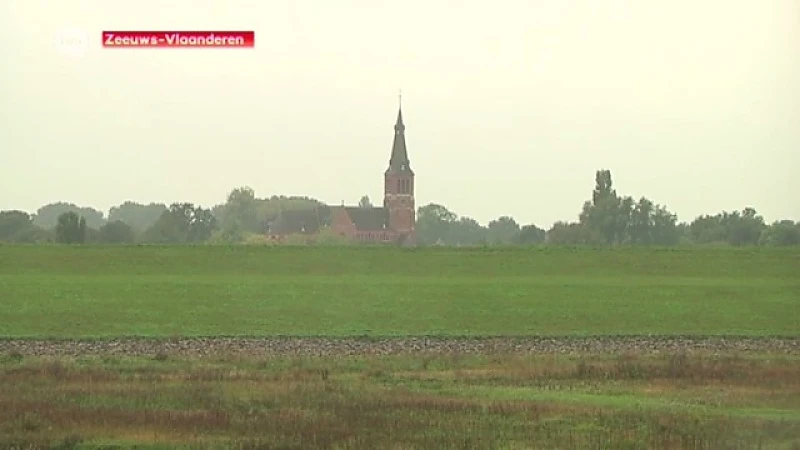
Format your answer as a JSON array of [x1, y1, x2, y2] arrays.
[[1, 337, 799, 358]]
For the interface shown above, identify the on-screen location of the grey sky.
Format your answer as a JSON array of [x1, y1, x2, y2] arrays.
[[1, 0, 798, 227]]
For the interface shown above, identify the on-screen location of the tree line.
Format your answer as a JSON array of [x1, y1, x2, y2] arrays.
[[1, 170, 798, 246]]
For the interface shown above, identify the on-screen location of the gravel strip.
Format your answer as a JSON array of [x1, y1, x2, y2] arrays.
[[2, 337, 799, 358]]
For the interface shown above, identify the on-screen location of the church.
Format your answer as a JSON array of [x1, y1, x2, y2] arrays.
[[266, 106, 416, 245]]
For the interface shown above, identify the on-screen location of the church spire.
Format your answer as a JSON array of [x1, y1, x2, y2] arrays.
[[394, 107, 405, 132], [395, 89, 405, 132], [387, 93, 411, 173]]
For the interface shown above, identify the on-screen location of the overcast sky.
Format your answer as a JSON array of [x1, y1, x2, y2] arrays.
[[1, 0, 798, 226]]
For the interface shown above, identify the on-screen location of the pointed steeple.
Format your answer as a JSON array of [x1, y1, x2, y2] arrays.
[[387, 97, 412, 174], [395, 108, 404, 132]]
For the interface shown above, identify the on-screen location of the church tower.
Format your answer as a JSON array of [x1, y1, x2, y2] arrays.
[[384, 103, 415, 242]]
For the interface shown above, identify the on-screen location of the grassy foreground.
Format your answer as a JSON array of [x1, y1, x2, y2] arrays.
[[2, 352, 799, 449], [0, 245, 798, 338]]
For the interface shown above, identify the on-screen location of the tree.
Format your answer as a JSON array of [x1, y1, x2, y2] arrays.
[[546, 222, 602, 245], [451, 217, 488, 246], [141, 203, 218, 243], [0, 210, 52, 243], [108, 201, 167, 232], [358, 195, 373, 208], [689, 214, 727, 245], [487, 216, 520, 245], [650, 205, 680, 245], [592, 169, 616, 206], [416, 203, 458, 245], [516, 224, 546, 245], [35, 202, 105, 229], [97, 220, 135, 244], [219, 186, 260, 242], [55, 212, 87, 244], [676, 222, 692, 245], [223, 195, 331, 232], [189, 207, 218, 242], [617, 196, 635, 243], [577, 170, 679, 246], [629, 197, 654, 245], [759, 220, 800, 246], [0, 210, 39, 242], [626, 198, 679, 245], [726, 207, 765, 246], [580, 170, 626, 244], [689, 208, 765, 246]]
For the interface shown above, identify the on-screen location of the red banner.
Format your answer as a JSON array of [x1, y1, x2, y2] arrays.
[[102, 31, 254, 48]]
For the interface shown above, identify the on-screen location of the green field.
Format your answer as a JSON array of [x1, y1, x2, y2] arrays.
[[2, 245, 799, 449], [0, 245, 798, 338], [2, 352, 800, 449]]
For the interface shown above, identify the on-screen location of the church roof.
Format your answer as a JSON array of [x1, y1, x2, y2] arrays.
[[386, 107, 413, 175], [268, 208, 322, 235], [344, 207, 389, 231]]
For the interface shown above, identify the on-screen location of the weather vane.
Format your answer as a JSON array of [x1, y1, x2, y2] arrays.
[[399, 88, 402, 108]]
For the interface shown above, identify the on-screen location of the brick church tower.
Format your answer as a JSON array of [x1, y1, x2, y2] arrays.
[[384, 105, 416, 243]]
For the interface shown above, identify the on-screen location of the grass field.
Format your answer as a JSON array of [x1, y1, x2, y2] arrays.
[[2, 352, 800, 449], [0, 245, 798, 338], [1, 245, 799, 449]]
